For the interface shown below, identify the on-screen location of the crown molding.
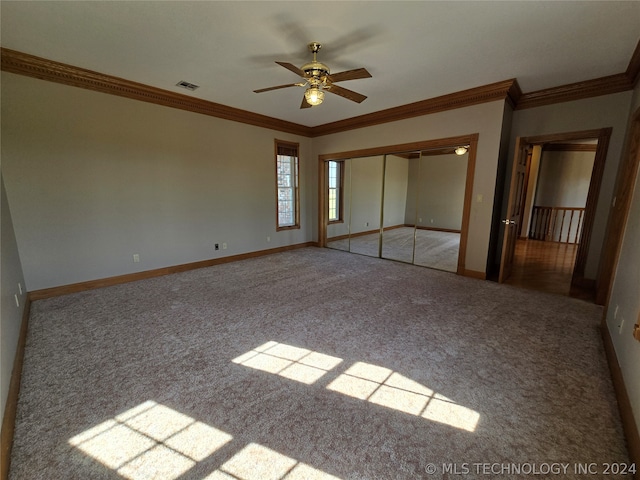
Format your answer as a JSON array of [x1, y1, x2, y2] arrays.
[[515, 38, 639, 111], [0, 48, 313, 137], [516, 73, 632, 110], [626, 38, 640, 88], [505, 78, 523, 109], [0, 47, 519, 138], [310, 79, 519, 137], [2, 44, 639, 136]]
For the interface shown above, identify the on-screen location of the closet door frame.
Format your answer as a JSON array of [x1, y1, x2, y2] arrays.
[[318, 134, 478, 274]]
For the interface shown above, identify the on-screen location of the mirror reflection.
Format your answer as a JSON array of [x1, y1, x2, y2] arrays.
[[348, 156, 384, 258], [381, 152, 417, 264], [326, 145, 468, 274], [326, 160, 350, 252], [413, 148, 467, 272]]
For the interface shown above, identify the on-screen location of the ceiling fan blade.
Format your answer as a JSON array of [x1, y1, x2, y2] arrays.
[[328, 68, 372, 83], [276, 61, 305, 77], [326, 84, 367, 103], [254, 83, 301, 93], [300, 95, 312, 109]]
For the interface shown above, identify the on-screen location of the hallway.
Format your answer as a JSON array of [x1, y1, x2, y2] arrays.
[[503, 239, 594, 301]]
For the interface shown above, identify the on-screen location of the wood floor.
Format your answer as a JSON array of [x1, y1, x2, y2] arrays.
[[504, 239, 594, 301]]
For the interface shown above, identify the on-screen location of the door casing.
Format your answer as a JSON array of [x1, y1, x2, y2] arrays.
[[498, 127, 612, 297]]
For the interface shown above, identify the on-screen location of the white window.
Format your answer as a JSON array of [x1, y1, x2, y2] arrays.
[[276, 141, 300, 230]]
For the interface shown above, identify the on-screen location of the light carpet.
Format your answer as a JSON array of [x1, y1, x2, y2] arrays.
[[9, 247, 631, 479]]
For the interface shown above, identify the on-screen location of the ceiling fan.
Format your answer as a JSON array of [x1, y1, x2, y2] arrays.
[[253, 42, 372, 108]]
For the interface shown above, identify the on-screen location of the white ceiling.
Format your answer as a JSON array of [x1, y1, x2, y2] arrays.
[[2, 1, 639, 127]]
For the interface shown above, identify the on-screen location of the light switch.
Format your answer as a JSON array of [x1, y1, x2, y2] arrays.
[[476, 194, 483, 203]]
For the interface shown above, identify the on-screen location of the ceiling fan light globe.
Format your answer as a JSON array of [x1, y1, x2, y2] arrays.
[[305, 87, 324, 106]]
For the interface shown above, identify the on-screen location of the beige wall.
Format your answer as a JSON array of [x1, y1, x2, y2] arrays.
[[606, 84, 640, 435], [0, 175, 27, 420], [405, 153, 468, 231], [312, 100, 507, 274], [1, 73, 314, 291], [534, 150, 595, 208]]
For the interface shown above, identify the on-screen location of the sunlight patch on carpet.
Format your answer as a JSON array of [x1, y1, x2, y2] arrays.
[[208, 443, 342, 480], [70, 401, 343, 480], [69, 400, 232, 480], [422, 393, 481, 431], [233, 341, 343, 385], [327, 362, 479, 431], [233, 341, 480, 433]]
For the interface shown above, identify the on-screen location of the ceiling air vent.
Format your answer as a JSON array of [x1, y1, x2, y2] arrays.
[[176, 80, 200, 91]]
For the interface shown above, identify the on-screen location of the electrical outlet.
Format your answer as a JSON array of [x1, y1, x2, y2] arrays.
[[133, 254, 140, 263], [267, 236, 271, 243], [618, 316, 625, 334], [215, 243, 219, 251], [222, 243, 227, 250], [14, 294, 19, 307], [614, 305, 619, 320], [18, 282, 23, 295]]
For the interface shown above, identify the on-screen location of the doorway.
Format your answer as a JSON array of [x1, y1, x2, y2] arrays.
[[498, 128, 611, 301]]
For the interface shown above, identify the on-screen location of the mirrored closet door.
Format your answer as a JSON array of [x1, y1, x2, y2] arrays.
[[413, 148, 467, 272], [324, 136, 475, 275], [381, 152, 419, 264], [348, 156, 384, 258]]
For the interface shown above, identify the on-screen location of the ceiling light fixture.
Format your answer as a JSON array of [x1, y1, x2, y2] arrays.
[[455, 146, 469, 156], [304, 86, 324, 106]]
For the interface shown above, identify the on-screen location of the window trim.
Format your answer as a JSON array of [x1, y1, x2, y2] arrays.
[[328, 160, 344, 224], [275, 139, 301, 231]]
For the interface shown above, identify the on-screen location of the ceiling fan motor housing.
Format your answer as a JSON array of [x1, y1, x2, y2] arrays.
[[301, 61, 330, 80], [303, 43, 330, 81]]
